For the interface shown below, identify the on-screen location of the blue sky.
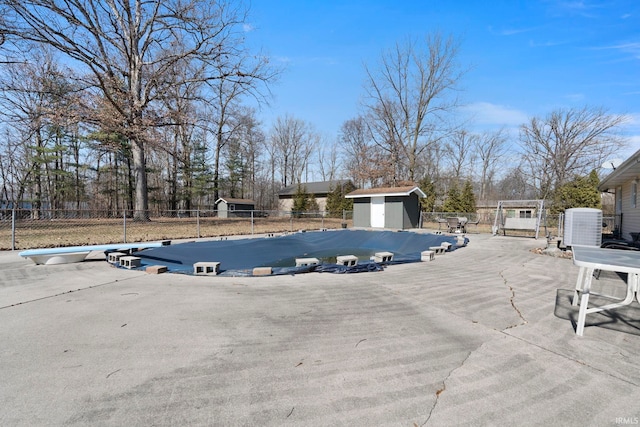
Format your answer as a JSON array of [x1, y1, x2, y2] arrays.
[[246, 0, 640, 156]]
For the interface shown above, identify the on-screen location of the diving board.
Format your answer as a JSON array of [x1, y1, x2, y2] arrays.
[[19, 241, 171, 265]]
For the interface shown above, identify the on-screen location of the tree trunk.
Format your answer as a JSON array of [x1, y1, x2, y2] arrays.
[[213, 126, 223, 204], [131, 139, 149, 221]]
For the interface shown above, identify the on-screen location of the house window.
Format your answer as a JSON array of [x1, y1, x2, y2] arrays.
[[632, 181, 637, 209], [229, 204, 235, 211], [519, 210, 532, 219]]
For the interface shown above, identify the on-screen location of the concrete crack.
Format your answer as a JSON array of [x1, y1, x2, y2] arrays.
[[0, 275, 143, 310], [499, 268, 527, 328], [423, 349, 473, 425], [502, 330, 640, 388]]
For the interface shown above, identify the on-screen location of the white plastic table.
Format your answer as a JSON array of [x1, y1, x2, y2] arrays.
[[571, 245, 640, 336]]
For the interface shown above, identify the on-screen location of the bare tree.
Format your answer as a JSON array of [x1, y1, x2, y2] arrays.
[[85, 94, 137, 213], [207, 74, 274, 203], [362, 32, 464, 183], [240, 110, 266, 201], [519, 106, 627, 199], [339, 117, 370, 188], [444, 130, 477, 180], [497, 166, 536, 200], [474, 129, 507, 200], [339, 116, 393, 188], [269, 115, 315, 186], [365, 98, 404, 184], [317, 136, 339, 182], [221, 108, 272, 207], [220, 107, 264, 199], [0, 126, 29, 207], [1, 0, 276, 219], [0, 48, 86, 214], [262, 124, 280, 210], [154, 59, 203, 212], [0, 56, 49, 212]]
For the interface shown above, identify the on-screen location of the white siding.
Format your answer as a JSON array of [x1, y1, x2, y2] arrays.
[[620, 181, 640, 240], [277, 197, 329, 214], [278, 198, 294, 213]]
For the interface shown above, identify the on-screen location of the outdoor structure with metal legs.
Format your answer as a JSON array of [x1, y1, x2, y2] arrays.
[[492, 199, 547, 239]]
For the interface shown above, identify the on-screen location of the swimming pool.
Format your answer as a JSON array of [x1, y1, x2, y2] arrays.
[[131, 229, 464, 276]]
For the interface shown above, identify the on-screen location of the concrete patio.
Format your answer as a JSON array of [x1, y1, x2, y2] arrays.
[[1, 232, 638, 426]]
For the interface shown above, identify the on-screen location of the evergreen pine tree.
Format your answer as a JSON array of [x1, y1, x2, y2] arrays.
[[418, 176, 437, 212], [552, 170, 601, 214], [325, 185, 342, 217], [460, 180, 477, 214], [443, 182, 462, 213], [340, 181, 356, 214], [292, 184, 309, 217], [308, 193, 319, 213], [326, 182, 356, 217]]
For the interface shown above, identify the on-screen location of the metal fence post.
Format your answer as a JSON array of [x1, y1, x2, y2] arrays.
[[123, 210, 127, 243], [558, 213, 564, 239], [197, 209, 201, 238], [11, 208, 16, 251], [251, 210, 254, 235]]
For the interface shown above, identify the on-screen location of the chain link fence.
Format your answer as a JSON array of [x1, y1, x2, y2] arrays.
[[2, 208, 612, 251], [0, 209, 354, 250], [421, 211, 567, 238]]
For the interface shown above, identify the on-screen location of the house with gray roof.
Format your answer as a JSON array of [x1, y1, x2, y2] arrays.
[[277, 180, 353, 213], [215, 197, 255, 218]]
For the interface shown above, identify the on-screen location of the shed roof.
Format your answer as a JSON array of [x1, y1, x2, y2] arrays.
[[215, 198, 255, 205], [345, 186, 426, 199], [278, 179, 352, 196]]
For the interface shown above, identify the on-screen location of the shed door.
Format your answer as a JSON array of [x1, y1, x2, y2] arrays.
[[370, 196, 385, 228]]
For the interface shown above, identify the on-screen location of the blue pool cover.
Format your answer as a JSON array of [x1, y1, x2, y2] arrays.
[[132, 229, 465, 276]]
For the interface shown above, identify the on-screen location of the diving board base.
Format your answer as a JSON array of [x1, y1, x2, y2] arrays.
[[19, 241, 170, 265], [28, 251, 92, 265]]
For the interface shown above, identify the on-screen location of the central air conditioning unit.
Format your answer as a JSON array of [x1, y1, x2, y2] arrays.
[[563, 208, 602, 247]]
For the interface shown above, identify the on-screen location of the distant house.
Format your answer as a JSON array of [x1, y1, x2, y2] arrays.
[[215, 198, 255, 218], [345, 185, 426, 229], [598, 150, 640, 240], [278, 179, 353, 213]]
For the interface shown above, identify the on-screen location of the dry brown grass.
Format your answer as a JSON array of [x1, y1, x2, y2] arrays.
[[1, 216, 352, 250]]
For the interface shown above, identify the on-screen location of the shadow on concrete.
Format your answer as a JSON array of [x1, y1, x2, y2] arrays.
[[554, 289, 640, 336]]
